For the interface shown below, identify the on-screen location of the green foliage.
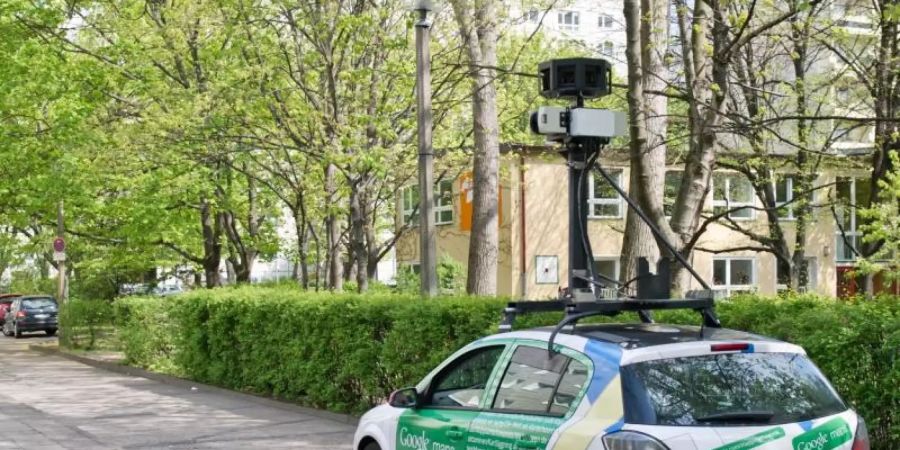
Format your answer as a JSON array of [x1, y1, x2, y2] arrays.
[[394, 265, 419, 294], [396, 256, 467, 295], [437, 255, 466, 294], [859, 152, 900, 287], [58, 299, 117, 350], [61, 288, 900, 446], [112, 297, 180, 374], [7, 270, 55, 296]]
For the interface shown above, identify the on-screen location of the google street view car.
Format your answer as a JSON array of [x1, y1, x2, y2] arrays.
[[353, 299, 869, 450]]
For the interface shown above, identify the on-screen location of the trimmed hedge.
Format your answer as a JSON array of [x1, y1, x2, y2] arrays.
[[61, 288, 899, 448], [58, 299, 117, 350]]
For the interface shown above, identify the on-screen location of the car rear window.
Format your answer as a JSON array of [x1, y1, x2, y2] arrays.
[[22, 298, 57, 309], [621, 352, 846, 426]]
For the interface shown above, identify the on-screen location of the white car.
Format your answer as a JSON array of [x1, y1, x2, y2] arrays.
[[353, 318, 868, 450]]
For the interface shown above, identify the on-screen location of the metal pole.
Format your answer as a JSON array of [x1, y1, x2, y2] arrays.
[[415, 9, 437, 297], [567, 142, 591, 296], [56, 201, 66, 303]]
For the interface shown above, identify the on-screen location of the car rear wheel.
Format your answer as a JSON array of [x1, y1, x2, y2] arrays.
[[45, 329, 57, 336], [362, 442, 381, 450]]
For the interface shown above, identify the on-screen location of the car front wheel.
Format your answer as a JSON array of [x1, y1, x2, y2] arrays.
[[46, 329, 57, 336], [362, 441, 381, 450]]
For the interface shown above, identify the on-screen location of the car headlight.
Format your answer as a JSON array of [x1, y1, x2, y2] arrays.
[[602, 431, 670, 450]]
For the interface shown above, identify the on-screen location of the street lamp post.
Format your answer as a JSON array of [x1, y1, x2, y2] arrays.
[[414, 0, 437, 297]]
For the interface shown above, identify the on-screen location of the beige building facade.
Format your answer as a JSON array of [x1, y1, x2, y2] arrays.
[[395, 149, 876, 299]]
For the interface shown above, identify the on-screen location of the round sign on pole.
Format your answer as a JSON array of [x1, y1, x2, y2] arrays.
[[53, 237, 66, 253]]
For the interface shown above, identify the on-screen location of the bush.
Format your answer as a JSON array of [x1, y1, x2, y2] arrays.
[[112, 296, 180, 374], [61, 288, 899, 448], [396, 255, 467, 295], [58, 299, 117, 350]]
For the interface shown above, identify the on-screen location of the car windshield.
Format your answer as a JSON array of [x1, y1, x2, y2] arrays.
[[621, 352, 846, 426], [22, 298, 57, 310]]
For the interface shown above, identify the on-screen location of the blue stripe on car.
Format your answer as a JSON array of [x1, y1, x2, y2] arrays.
[[583, 340, 623, 403]]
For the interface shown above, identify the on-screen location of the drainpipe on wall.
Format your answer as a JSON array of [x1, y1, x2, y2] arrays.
[[519, 154, 528, 298]]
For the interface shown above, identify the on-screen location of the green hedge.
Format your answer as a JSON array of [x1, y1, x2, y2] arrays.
[[61, 289, 899, 448], [58, 299, 117, 350]]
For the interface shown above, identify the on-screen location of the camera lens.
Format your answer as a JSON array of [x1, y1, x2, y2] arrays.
[[529, 112, 540, 134]]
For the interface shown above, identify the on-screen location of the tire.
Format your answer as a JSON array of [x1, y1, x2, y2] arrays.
[[14, 324, 22, 339], [362, 441, 381, 450], [45, 329, 57, 336]]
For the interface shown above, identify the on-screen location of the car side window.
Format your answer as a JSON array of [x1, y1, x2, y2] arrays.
[[426, 346, 504, 409], [549, 358, 589, 415], [492, 346, 588, 415]]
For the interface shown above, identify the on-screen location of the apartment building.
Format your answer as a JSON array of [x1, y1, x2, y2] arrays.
[[394, 146, 888, 298], [517, 0, 628, 73]]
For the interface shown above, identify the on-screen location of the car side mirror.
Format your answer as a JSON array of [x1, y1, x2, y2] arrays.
[[388, 387, 419, 409]]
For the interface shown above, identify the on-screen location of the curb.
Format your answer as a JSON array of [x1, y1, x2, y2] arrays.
[[29, 344, 360, 426]]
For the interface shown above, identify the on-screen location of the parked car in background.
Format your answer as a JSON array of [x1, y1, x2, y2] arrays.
[[152, 285, 184, 297], [3, 296, 58, 338], [0, 294, 22, 323]]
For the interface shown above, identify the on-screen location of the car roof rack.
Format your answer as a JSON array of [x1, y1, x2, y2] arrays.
[[499, 297, 721, 353]]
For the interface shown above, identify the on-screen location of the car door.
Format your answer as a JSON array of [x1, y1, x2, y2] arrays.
[[396, 344, 508, 450], [468, 342, 592, 450], [6, 300, 19, 331]]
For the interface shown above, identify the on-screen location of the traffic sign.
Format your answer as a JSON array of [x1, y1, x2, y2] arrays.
[[53, 237, 65, 253]]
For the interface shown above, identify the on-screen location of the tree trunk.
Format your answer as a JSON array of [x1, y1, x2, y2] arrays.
[[451, 0, 500, 296], [200, 197, 222, 288], [349, 180, 368, 292], [324, 163, 343, 290], [620, 0, 668, 286], [293, 204, 310, 289], [791, 13, 812, 292]]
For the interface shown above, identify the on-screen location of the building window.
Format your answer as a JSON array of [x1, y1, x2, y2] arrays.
[[401, 186, 419, 225], [589, 169, 623, 218], [777, 257, 817, 293], [598, 14, 614, 28], [835, 177, 870, 262], [713, 173, 755, 220], [773, 175, 798, 219], [713, 257, 756, 295], [558, 11, 579, 31], [401, 180, 454, 226], [527, 9, 540, 23], [713, 258, 756, 294], [600, 41, 614, 56], [664, 170, 682, 217], [592, 258, 619, 286], [834, 120, 855, 143], [401, 262, 421, 276], [435, 179, 454, 225]]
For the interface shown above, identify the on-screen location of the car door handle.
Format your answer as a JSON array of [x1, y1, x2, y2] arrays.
[[446, 428, 464, 441]]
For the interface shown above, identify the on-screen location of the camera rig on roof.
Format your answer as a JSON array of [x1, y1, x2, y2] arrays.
[[506, 57, 721, 333]]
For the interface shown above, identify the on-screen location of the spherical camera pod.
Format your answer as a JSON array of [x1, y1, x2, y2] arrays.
[[538, 58, 612, 101]]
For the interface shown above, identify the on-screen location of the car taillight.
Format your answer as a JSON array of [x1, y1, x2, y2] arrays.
[[852, 416, 870, 450], [710, 342, 752, 352], [602, 431, 669, 450], [15, 310, 26, 318]]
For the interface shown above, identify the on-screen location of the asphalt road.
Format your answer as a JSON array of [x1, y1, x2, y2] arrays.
[[0, 333, 356, 449]]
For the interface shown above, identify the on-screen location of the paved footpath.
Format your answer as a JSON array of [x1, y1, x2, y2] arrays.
[[0, 334, 355, 449]]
